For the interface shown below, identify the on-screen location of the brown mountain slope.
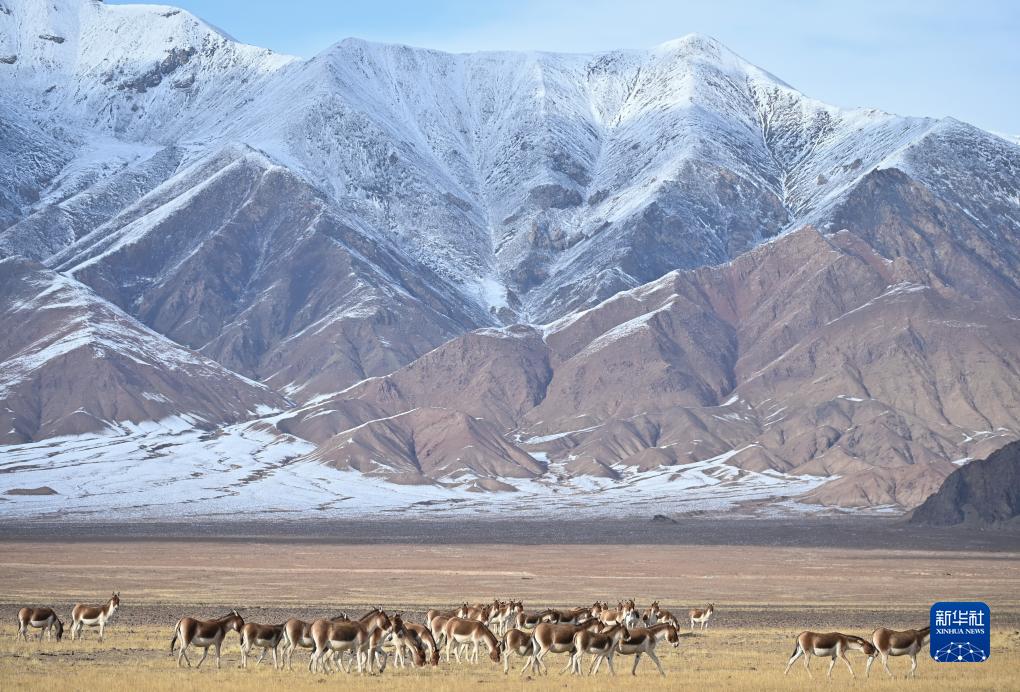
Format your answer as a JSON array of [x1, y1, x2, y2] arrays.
[[0, 257, 285, 443], [50, 146, 486, 401], [275, 217, 1020, 508], [303, 407, 546, 485]]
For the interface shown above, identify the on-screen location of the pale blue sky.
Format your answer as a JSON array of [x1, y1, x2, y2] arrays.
[[111, 0, 1019, 134]]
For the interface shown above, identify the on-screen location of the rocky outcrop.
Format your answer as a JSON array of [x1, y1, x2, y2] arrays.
[[908, 441, 1020, 526]]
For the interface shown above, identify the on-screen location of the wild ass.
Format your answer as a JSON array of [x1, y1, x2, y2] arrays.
[[71, 592, 120, 642], [596, 600, 632, 626], [309, 619, 362, 674], [530, 619, 603, 674], [387, 614, 426, 668], [690, 603, 715, 630], [357, 608, 396, 673], [642, 602, 680, 628], [514, 608, 562, 629], [170, 610, 244, 669], [17, 607, 63, 642], [784, 631, 877, 678], [545, 606, 589, 625], [868, 626, 930, 678], [491, 600, 524, 635], [399, 621, 439, 667], [500, 627, 536, 675], [614, 623, 681, 676], [308, 617, 381, 674], [281, 613, 348, 670], [571, 622, 630, 675], [239, 621, 287, 669], [441, 617, 501, 664]]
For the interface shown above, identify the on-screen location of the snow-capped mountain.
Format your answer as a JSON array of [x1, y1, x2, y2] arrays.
[[1, 0, 1018, 518]]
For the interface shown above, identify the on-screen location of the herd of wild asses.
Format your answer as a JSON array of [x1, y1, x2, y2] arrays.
[[16, 595, 933, 678]]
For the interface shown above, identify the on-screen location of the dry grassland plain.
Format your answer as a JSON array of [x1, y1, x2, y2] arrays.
[[1, 526, 1018, 690]]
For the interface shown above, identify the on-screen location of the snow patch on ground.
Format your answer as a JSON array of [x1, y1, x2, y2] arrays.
[[0, 425, 834, 520]]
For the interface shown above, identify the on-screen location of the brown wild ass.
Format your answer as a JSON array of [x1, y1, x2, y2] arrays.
[[170, 610, 244, 669], [515, 608, 561, 629], [306, 612, 393, 677], [784, 631, 877, 678], [867, 626, 930, 678], [642, 602, 680, 628], [387, 614, 426, 668], [500, 627, 536, 675], [441, 617, 501, 664], [545, 606, 589, 625], [614, 623, 681, 676], [308, 618, 374, 674], [571, 622, 630, 675], [530, 619, 603, 674], [17, 607, 63, 642], [239, 621, 287, 669], [280, 613, 348, 670], [71, 592, 120, 642], [405, 622, 441, 666], [689, 603, 715, 630]]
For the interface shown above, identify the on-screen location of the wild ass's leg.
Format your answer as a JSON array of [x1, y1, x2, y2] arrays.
[[785, 644, 804, 674], [178, 642, 192, 668], [839, 649, 856, 678], [648, 649, 666, 677], [882, 652, 894, 678]]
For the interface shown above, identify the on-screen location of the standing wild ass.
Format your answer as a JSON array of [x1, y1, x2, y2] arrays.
[[71, 593, 120, 642]]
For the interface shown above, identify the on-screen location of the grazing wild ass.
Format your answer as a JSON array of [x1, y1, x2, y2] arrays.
[[170, 610, 244, 669], [71, 592, 120, 642], [405, 622, 441, 666], [689, 603, 715, 630], [387, 614, 426, 668], [441, 617, 501, 664], [784, 631, 877, 678], [614, 623, 680, 676], [17, 607, 63, 642], [868, 626, 930, 678], [239, 621, 287, 669]]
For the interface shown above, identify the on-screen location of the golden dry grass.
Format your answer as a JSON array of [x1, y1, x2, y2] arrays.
[[1, 537, 1018, 689], [1, 624, 1018, 691]]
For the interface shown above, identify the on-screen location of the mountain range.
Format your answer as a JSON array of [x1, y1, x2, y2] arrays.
[[1, 0, 1018, 518]]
